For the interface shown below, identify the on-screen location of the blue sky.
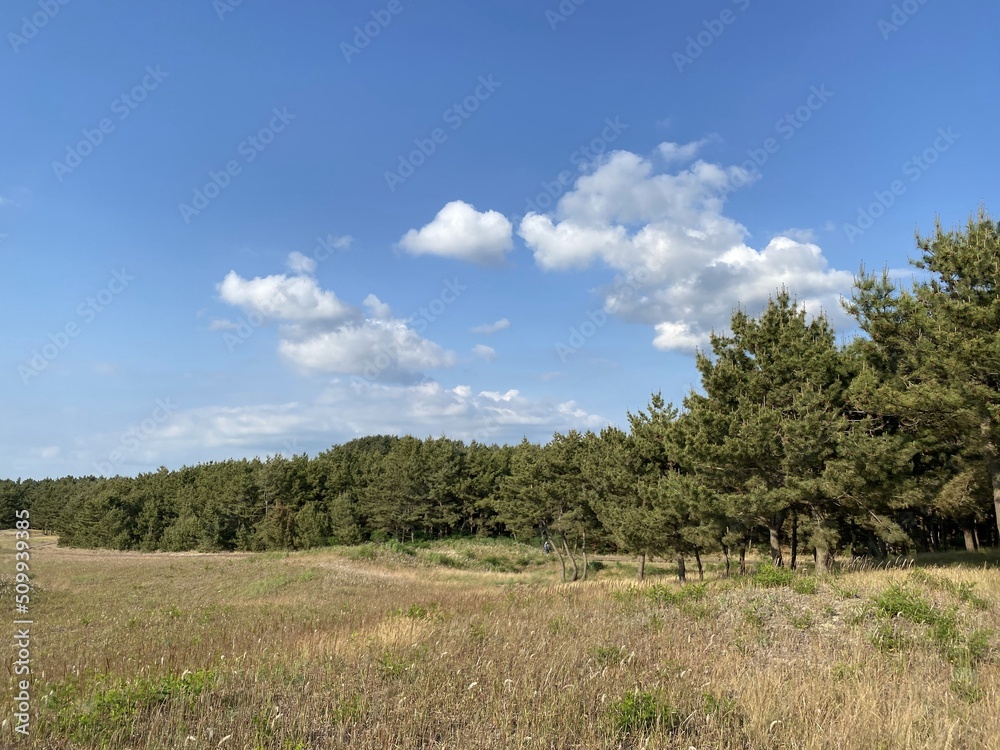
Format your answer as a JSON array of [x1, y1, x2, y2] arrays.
[[2, 0, 997, 479]]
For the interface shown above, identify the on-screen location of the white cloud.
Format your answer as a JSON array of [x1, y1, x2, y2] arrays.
[[78, 382, 608, 470], [286, 250, 317, 275], [218, 270, 355, 323], [279, 320, 456, 380], [217, 262, 456, 382], [657, 138, 712, 164], [518, 144, 853, 352], [324, 234, 354, 251], [399, 200, 513, 264], [363, 294, 393, 320], [472, 344, 497, 361], [470, 318, 510, 335]]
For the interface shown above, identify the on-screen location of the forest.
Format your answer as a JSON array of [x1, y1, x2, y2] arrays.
[[4, 210, 998, 578]]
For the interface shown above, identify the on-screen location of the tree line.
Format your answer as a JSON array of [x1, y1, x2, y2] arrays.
[[3, 210, 998, 578]]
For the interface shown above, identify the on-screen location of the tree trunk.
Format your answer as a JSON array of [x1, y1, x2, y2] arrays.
[[694, 548, 704, 581], [581, 532, 588, 582], [562, 536, 578, 582], [790, 512, 799, 570], [552, 537, 567, 582], [637, 552, 646, 582], [816, 545, 834, 573], [739, 545, 746, 576], [723, 546, 731, 578], [677, 554, 686, 584], [812, 509, 837, 576], [963, 527, 977, 552], [768, 512, 786, 567]]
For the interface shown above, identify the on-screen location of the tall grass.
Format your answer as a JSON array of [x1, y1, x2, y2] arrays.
[[3, 532, 997, 749]]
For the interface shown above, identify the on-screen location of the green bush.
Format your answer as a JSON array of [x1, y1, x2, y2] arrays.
[[607, 691, 680, 735], [646, 582, 707, 606], [45, 670, 215, 746], [874, 585, 937, 624]]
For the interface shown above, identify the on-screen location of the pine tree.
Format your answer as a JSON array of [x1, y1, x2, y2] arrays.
[[683, 291, 849, 572], [847, 208, 1000, 542]]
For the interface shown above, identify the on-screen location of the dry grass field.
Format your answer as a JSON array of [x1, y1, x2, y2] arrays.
[[2, 531, 999, 749]]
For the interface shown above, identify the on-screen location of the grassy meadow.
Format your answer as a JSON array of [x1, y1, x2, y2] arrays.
[[3, 531, 999, 749]]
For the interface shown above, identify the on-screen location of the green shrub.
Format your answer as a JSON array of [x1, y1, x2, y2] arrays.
[[874, 585, 937, 624], [45, 670, 215, 746], [608, 691, 680, 735], [646, 582, 707, 606], [751, 562, 796, 588]]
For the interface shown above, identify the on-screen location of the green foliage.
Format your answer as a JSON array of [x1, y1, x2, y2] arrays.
[[376, 652, 407, 679], [645, 582, 708, 606], [871, 583, 993, 667], [397, 602, 442, 621], [44, 670, 215, 746], [748, 563, 817, 594], [874, 585, 937, 624], [911, 569, 990, 610], [607, 691, 680, 735]]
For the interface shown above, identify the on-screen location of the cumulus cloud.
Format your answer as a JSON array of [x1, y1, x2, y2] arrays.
[[472, 344, 497, 361], [399, 200, 513, 264], [517, 145, 853, 352], [217, 253, 456, 382], [218, 269, 355, 323], [470, 318, 510, 335]]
